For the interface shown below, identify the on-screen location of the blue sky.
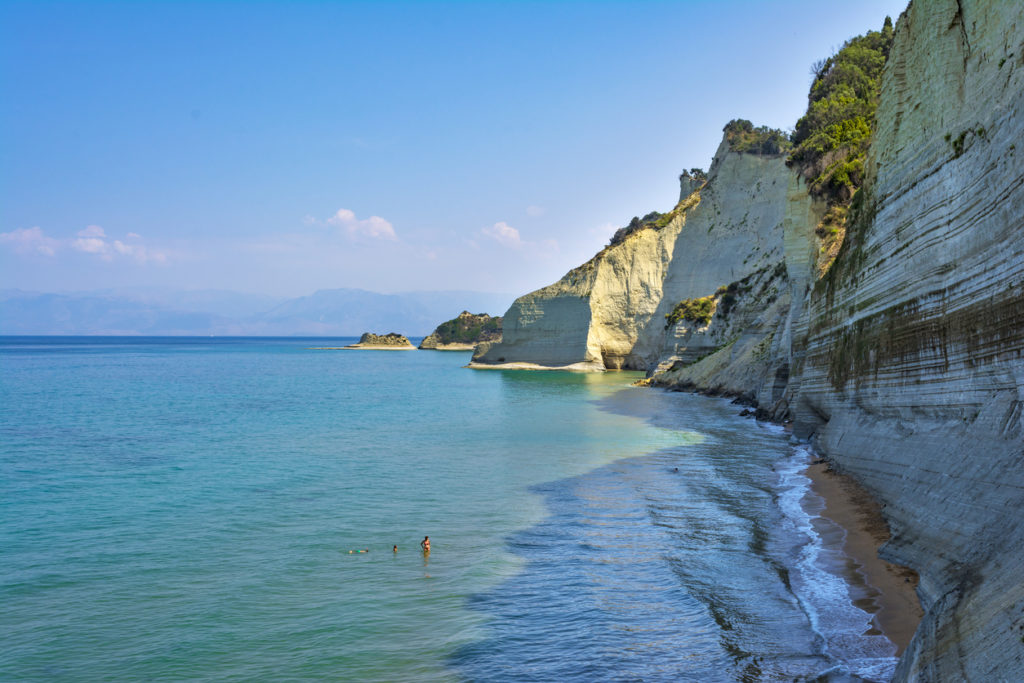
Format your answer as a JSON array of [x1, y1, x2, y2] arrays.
[[1, 0, 908, 297]]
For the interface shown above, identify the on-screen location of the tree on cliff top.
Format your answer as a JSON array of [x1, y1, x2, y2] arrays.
[[723, 119, 791, 155], [788, 16, 895, 201]]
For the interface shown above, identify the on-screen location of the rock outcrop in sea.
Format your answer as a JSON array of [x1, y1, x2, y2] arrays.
[[471, 1, 1024, 678], [345, 332, 415, 349], [419, 311, 502, 350]]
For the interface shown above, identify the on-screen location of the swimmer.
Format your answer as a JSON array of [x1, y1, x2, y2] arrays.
[[393, 545, 398, 553], [420, 536, 430, 552]]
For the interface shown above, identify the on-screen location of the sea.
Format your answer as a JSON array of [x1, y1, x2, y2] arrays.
[[0, 337, 899, 681]]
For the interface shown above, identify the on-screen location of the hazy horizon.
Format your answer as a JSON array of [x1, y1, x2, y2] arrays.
[[0, 286, 516, 336]]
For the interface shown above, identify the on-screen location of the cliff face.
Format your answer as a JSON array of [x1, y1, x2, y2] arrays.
[[793, 1, 1024, 679], [649, 169, 826, 415], [472, 0, 1023, 676], [472, 141, 804, 371]]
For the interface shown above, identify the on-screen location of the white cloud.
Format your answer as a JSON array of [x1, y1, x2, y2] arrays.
[[72, 237, 109, 255], [526, 205, 546, 217], [481, 221, 558, 259], [0, 223, 169, 264], [112, 240, 167, 264], [0, 226, 59, 256], [78, 225, 106, 238], [482, 221, 523, 249], [326, 208, 397, 241]]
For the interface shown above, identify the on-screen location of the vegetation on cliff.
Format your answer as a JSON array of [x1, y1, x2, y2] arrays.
[[420, 311, 502, 348], [665, 296, 717, 327], [788, 17, 894, 201], [679, 167, 707, 185], [723, 119, 792, 155], [607, 190, 702, 249], [787, 17, 895, 275]]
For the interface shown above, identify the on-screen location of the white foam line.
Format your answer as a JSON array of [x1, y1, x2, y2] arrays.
[[774, 445, 898, 681]]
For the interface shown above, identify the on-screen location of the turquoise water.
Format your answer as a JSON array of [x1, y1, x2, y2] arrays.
[[1, 338, 898, 681]]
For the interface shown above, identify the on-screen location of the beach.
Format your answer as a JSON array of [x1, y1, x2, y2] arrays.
[[805, 460, 924, 655]]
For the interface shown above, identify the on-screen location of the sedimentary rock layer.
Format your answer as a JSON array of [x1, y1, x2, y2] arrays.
[[793, 1, 1024, 679]]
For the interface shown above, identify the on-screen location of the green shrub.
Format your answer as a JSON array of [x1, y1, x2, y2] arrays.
[[665, 296, 716, 327], [724, 119, 792, 155], [432, 314, 501, 344]]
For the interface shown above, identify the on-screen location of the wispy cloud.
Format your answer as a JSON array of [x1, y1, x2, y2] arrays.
[[1, 224, 168, 263], [482, 221, 523, 249], [0, 226, 59, 256], [526, 205, 546, 217], [72, 224, 108, 255], [309, 208, 397, 242], [481, 221, 558, 258]]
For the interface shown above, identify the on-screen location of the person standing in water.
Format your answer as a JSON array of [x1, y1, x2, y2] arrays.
[[420, 536, 430, 552]]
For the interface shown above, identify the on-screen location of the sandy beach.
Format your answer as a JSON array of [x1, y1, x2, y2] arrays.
[[307, 345, 416, 350], [805, 460, 923, 654]]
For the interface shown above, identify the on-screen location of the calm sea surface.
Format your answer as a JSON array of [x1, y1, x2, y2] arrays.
[[1, 337, 897, 681]]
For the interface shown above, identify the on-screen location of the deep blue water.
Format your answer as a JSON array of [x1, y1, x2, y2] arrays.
[[0, 337, 897, 681]]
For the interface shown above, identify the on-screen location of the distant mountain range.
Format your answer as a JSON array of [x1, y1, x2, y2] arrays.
[[0, 288, 515, 336]]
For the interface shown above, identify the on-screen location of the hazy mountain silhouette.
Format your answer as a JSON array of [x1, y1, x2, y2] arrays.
[[0, 288, 513, 336]]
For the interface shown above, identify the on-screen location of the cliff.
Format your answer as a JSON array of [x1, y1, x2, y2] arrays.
[[471, 0, 1024, 677], [471, 138, 808, 371], [793, 2, 1024, 679], [419, 311, 502, 350]]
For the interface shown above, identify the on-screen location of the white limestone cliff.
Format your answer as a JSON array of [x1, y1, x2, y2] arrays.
[[792, 1, 1024, 679], [471, 139, 801, 371], [472, 1, 1023, 677]]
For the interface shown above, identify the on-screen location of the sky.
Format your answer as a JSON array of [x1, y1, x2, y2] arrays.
[[1, 0, 909, 298]]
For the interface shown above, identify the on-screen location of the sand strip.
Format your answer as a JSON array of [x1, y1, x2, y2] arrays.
[[466, 360, 604, 372], [805, 460, 923, 655], [308, 345, 416, 350]]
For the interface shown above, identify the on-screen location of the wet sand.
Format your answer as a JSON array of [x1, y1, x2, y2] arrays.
[[805, 461, 924, 655]]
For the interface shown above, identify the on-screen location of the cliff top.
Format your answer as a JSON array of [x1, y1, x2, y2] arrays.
[[420, 311, 502, 349]]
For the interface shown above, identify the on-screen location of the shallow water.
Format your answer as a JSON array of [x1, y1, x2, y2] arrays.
[[1, 337, 896, 681]]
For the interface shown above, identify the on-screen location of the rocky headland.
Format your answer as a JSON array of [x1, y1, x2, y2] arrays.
[[470, 1, 1024, 679], [343, 332, 415, 349], [419, 311, 502, 350]]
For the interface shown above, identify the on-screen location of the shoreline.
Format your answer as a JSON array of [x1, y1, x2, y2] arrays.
[[308, 345, 417, 350], [803, 459, 923, 655], [419, 343, 476, 351], [466, 360, 605, 372]]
